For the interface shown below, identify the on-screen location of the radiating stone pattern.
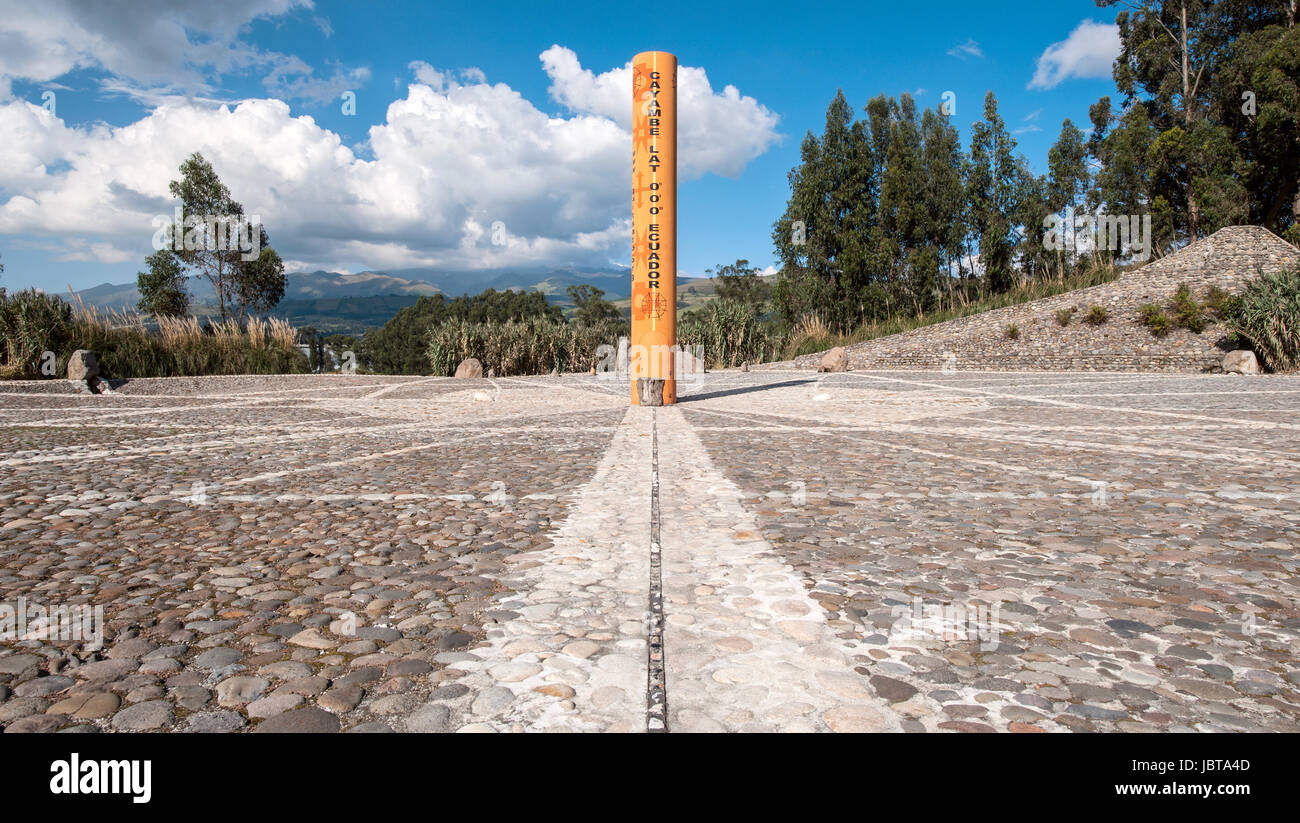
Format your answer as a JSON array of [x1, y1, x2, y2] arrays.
[[688, 370, 1300, 732], [1, 369, 1297, 733], [0, 374, 625, 733]]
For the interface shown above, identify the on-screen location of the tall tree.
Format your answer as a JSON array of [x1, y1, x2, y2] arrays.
[[235, 240, 286, 320], [1087, 100, 1165, 253], [709, 259, 772, 312], [920, 106, 968, 306], [1098, 0, 1298, 242], [565, 284, 621, 325], [879, 95, 936, 316], [967, 92, 1024, 294], [1047, 118, 1090, 274], [136, 249, 189, 317], [166, 152, 286, 322], [771, 90, 875, 329]]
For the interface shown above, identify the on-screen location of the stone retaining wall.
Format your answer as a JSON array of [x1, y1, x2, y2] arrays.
[[770, 226, 1299, 373]]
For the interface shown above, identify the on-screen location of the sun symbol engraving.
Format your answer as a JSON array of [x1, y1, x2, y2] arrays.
[[639, 291, 669, 320]]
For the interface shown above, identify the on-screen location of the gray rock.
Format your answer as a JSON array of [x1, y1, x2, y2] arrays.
[[182, 710, 247, 733], [70, 658, 137, 682], [346, 722, 395, 733], [454, 358, 484, 379], [14, 675, 75, 697], [1067, 704, 1129, 721], [429, 683, 471, 701], [6, 714, 69, 733], [111, 700, 174, 730], [318, 685, 364, 713], [0, 696, 49, 723], [386, 658, 432, 677], [356, 626, 402, 643], [435, 631, 475, 651], [818, 346, 849, 373], [106, 638, 157, 659], [252, 707, 340, 733], [870, 675, 918, 702], [67, 349, 99, 381], [471, 686, 514, 716], [407, 703, 452, 733], [1223, 350, 1260, 375], [172, 685, 212, 711], [0, 654, 41, 675], [193, 647, 243, 670], [369, 693, 420, 715], [216, 676, 269, 706]]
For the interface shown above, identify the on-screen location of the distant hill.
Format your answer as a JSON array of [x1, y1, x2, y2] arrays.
[[62, 269, 442, 310], [60, 265, 734, 333], [64, 266, 634, 306], [267, 295, 425, 334]]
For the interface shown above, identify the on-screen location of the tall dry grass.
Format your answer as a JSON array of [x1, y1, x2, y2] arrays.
[[427, 318, 624, 376], [0, 288, 308, 379]]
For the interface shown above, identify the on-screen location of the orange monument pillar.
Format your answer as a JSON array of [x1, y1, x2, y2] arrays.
[[630, 51, 677, 405]]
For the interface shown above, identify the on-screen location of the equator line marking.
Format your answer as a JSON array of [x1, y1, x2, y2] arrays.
[[646, 409, 668, 732]]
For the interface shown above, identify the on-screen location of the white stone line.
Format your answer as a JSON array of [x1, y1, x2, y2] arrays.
[[686, 405, 1299, 520], [0, 414, 378, 457], [0, 418, 435, 468], [1032, 389, 1300, 398], [0, 401, 621, 467], [875, 419, 1300, 472], [210, 420, 608, 489], [360, 376, 452, 399], [499, 375, 626, 399], [841, 372, 1300, 431], [656, 406, 903, 733], [435, 407, 651, 732], [27, 490, 562, 511], [14, 395, 288, 427], [937, 414, 1300, 463]]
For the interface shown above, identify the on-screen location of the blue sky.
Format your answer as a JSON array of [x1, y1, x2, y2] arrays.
[[0, 0, 1124, 293]]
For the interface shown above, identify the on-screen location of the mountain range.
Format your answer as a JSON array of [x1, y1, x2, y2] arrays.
[[60, 266, 648, 333], [63, 266, 637, 309]]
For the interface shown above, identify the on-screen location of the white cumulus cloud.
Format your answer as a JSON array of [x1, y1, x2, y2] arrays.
[[1029, 20, 1120, 90], [0, 47, 780, 274], [0, 0, 361, 104]]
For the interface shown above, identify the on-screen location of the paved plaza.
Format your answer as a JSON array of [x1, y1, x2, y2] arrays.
[[0, 370, 1297, 732]]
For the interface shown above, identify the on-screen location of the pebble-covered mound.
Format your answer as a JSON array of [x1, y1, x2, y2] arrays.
[[782, 225, 1300, 372]]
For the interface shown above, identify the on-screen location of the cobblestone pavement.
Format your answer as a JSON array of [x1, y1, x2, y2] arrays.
[[0, 371, 1297, 732]]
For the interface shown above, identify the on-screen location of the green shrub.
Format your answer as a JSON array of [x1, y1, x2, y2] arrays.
[[1138, 303, 1171, 337], [1005, 323, 1020, 340], [1084, 305, 1110, 325], [360, 290, 564, 374], [1171, 284, 1207, 333], [1228, 265, 1300, 372], [678, 300, 785, 368], [1203, 286, 1239, 319], [1054, 306, 1077, 327], [0, 290, 75, 378]]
